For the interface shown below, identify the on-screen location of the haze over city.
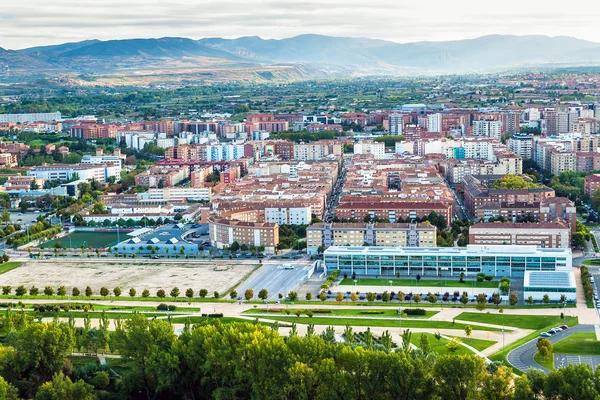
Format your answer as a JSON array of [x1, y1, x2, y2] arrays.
[[2, 0, 600, 48]]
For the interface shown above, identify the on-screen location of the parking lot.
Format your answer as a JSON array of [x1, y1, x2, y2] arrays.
[[236, 262, 314, 301], [9, 211, 40, 226], [554, 354, 600, 371]]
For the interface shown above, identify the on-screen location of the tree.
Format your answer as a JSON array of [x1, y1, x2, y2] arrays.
[[36, 372, 95, 400], [0, 210, 10, 223], [527, 296, 534, 306], [366, 292, 376, 303], [1, 286, 10, 295], [44, 286, 54, 297], [537, 337, 553, 359], [170, 287, 180, 299], [230, 290, 238, 300], [85, 286, 92, 297], [465, 325, 473, 338], [382, 291, 391, 302], [509, 292, 518, 306], [113, 287, 122, 298], [305, 292, 312, 301], [319, 291, 327, 302], [258, 289, 268, 301], [213, 291, 219, 299], [230, 241, 240, 252], [142, 289, 150, 298], [0, 376, 18, 400], [428, 293, 438, 304], [445, 339, 461, 353], [335, 292, 344, 303], [244, 288, 254, 301], [413, 294, 422, 305], [482, 366, 514, 400], [288, 291, 299, 302], [543, 294, 550, 304], [157, 289, 166, 299], [29, 286, 39, 296], [15, 285, 26, 297], [57, 286, 66, 297], [185, 288, 194, 299], [100, 287, 109, 298], [351, 292, 358, 303], [129, 288, 137, 297], [434, 354, 487, 400], [198, 288, 208, 298]]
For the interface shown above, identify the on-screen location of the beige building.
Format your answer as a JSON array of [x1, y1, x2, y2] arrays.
[[469, 221, 570, 248], [306, 222, 436, 254], [208, 208, 279, 254]]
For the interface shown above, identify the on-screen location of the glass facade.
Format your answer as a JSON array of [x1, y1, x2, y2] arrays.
[[324, 246, 571, 277]]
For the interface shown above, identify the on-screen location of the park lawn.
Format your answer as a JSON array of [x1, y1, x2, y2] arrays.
[[69, 356, 98, 368], [34, 311, 170, 319], [410, 332, 473, 356], [243, 308, 439, 319], [339, 278, 498, 288], [455, 313, 578, 330], [534, 352, 554, 370], [455, 337, 497, 352], [258, 316, 502, 331], [582, 259, 600, 266], [553, 333, 600, 356], [0, 294, 234, 303], [170, 316, 278, 328], [0, 262, 22, 274]]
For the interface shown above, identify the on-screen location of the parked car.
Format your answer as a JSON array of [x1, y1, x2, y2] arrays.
[[553, 327, 563, 332], [540, 332, 552, 338], [559, 325, 569, 330], [546, 330, 556, 335]]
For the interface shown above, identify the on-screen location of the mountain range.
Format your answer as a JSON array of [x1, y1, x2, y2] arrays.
[[2, 34, 600, 85]]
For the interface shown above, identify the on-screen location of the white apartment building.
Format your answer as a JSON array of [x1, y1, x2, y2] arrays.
[[27, 163, 119, 183], [156, 138, 176, 148], [0, 112, 61, 123], [264, 206, 312, 225], [81, 154, 124, 167], [388, 113, 404, 135], [120, 131, 155, 151], [354, 141, 385, 159], [252, 130, 271, 140], [473, 120, 502, 140], [507, 134, 534, 159], [428, 113, 442, 132], [205, 144, 246, 162], [143, 187, 212, 202], [524, 108, 541, 122], [294, 143, 330, 161]]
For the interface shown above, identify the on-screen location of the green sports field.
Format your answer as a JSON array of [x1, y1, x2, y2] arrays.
[[39, 231, 120, 249]]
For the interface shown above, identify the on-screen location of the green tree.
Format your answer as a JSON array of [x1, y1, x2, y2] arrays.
[[129, 288, 137, 297], [543, 294, 550, 304], [258, 288, 268, 301], [185, 288, 194, 299], [84, 286, 92, 297], [57, 286, 66, 297], [482, 366, 514, 400], [230, 290, 238, 300], [198, 288, 208, 298], [0, 375, 19, 400], [434, 354, 487, 400], [527, 296, 534, 306], [36, 372, 94, 400], [157, 289, 166, 299], [305, 292, 312, 301], [1, 285, 11, 295], [170, 287, 180, 300], [113, 287, 122, 298], [288, 291, 298, 302], [366, 292, 376, 303], [142, 289, 150, 298], [99, 287, 109, 298], [413, 294, 422, 305], [15, 285, 26, 297], [44, 286, 54, 297], [30, 286, 39, 296], [509, 292, 518, 306], [465, 325, 472, 338], [382, 291, 391, 302]]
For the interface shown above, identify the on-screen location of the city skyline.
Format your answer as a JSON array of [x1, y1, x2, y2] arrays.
[[2, 0, 600, 49]]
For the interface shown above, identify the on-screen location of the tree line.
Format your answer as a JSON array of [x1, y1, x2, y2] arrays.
[[0, 316, 599, 399]]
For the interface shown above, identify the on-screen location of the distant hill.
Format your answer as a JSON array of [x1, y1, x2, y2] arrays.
[[2, 34, 600, 84]]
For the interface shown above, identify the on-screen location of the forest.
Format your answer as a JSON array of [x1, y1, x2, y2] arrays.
[[0, 315, 598, 399]]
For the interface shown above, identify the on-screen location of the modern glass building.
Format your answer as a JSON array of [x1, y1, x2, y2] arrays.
[[323, 245, 571, 277], [524, 271, 576, 301]]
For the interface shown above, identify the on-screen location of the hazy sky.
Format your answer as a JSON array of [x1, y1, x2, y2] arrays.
[[2, 0, 600, 49]]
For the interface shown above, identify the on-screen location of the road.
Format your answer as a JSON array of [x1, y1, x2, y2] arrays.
[[507, 324, 596, 374], [235, 262, 314, 301], [324, 156, 350, 223]]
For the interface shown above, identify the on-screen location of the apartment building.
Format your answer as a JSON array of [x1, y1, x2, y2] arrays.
[[209, 209, 279, 254], [353, 141, 385, 159], [388, 113, 404, 135], [145, 187, 211, 202], [70, 124, 118, 139], [293, 142, 330, 161], [469, 221, 570, 248], [585, 174, 600, 197], [134, 166, 189, 188], [3, 176, 44, 191], [507, 134, 534, 159], [0, 112, 61, 123], [306, 222, 436, 254], [264, 206, 312, 225], [27, 163, 118, 183], [472, 120, 502, 140]]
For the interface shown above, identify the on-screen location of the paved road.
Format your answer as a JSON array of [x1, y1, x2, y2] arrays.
[[507, 325, 596, 374], [235, 262, 313, 301]]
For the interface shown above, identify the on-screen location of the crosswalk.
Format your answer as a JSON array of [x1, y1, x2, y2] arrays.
[[555, 354, 600, 371]]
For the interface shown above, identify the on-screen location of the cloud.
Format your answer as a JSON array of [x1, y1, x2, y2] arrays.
[[1, 0, 600, 49]]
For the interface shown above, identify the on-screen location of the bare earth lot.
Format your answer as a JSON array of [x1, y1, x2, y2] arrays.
[[0, 260, 256, 293]]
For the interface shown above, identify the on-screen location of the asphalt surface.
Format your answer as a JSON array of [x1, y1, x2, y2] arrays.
[[507, 324, 596, 374], [235, 262, 314, 301], [554, 353, 600, 371]]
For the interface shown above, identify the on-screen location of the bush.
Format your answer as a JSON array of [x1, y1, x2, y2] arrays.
[[156, 303, 177, 311], [310, 309, 333, 314], [207, 313, 223, 318], [360, 310, 385, 315], [403, 308, 426, 316]]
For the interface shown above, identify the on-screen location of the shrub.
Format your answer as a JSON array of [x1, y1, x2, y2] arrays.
[[360, 310, 385, 315], [311, 309, 333, 314], [402, 308, 426, 316], [207, 313, 223, 318], [156, 303, 177, 311]]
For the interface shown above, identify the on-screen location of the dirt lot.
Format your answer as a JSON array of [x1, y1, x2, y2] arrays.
[[0, 260, 256, 294]]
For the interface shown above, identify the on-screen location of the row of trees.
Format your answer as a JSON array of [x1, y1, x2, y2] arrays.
[[1, 317, 600, 399]]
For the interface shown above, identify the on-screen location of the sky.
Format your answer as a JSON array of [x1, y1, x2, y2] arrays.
[[2, 0, 600, 49]]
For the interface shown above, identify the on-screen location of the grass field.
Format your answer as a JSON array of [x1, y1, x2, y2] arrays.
[[553, 333, 600, 356], [455, 313, 578, 330], [257, 316, 502, 331], [339, 278, 499, 288], [410, 333, 496, 355], [0, 262, 22, 274], [243, 308, 439, 319], [534, 352, 554, 370], [40, 232, 120, 249], [582, 259, 600, 266]]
